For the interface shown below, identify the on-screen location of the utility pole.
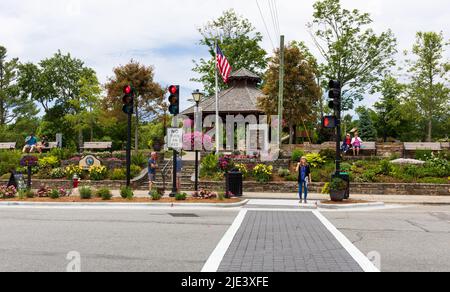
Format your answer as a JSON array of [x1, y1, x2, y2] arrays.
[[278, 35, 285, 145]]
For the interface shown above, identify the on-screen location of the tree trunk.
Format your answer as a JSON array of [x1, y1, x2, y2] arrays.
[[289, 123, 295, 145], [427, 119, 432, 142], [78, 128, 83, 153]]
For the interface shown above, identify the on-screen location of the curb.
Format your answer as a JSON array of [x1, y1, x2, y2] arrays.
[[317, 202, 385, 210], [0, 199, 250, 209]]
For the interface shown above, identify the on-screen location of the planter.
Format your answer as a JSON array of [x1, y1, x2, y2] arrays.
[[330, 190, 346, 202]]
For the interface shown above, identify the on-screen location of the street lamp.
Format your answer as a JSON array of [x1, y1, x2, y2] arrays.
[[192, 89, 204, 192]]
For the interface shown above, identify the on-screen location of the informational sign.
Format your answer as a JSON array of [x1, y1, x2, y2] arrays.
[[167, 128, 183, 150], [79, 155, 101, 170]]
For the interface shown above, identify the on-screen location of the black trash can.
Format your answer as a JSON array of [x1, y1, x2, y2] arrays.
[[226, 170, 243, 197], [333, 172, 350, 199]]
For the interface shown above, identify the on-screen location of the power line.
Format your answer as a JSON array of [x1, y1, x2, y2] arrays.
[[272, 0, 281, 35], [267, 0, 279, 38], [255, 0, 275, 50]]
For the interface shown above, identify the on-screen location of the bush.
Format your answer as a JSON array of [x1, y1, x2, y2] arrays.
[[175, 193, 187, 201], [110, 168, 126, 180], [49, 148, 77, 161], [89, 165, 108, 181], [49, 189, 60, 199], [38, 156, 60, 169], [96, 188, 113, 200], [378, 160, 395, 176], [200, 154, 219, 177], [321, 183, 330, 195], [18, 189, 35, 199], [253, 164, 273, 183], [291, 149, 305, 163], [65, 165, 83, 179], [278, 168, 291, 178], [415, 150, 433, 161], [305, 153, 326, 168], [79, 187, 93, 200], [50, 168, 66, 179], [0, 151, 22, 176], [319, 149, 336, 162], [131, 165, 142, 178], [234, 163, 249, 178], [340, 163, 352, 172], [0, 185, 17, 199], [285, 174, 298, 182], [330, 177, 347, 192], [120, 186, 134, 200], [132, 152, 147, 167], [149, 190, 162, 201]]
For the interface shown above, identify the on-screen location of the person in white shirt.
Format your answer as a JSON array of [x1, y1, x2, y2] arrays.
[[351, 133, 363, 156]]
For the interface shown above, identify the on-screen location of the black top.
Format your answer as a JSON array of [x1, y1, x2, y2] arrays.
[[298, 165, 311, 182]]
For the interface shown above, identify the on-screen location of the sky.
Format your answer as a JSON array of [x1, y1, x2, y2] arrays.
[[0, 0, 449, 114]]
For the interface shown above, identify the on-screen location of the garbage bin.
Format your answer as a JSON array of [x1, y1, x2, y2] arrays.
[[333, 172, 350, 199], [226, 170, 243, 197]]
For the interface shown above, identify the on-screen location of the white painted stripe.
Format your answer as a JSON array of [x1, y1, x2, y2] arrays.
[[313, 210, 380, 272], [202, 209, 248, 272]]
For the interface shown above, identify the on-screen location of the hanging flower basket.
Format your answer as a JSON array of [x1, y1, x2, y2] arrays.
[[20, 156, 39, 167]]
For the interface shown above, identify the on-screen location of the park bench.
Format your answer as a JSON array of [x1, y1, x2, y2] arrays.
[[81, 142, 113, 152], [41, 142, 59, 152], [404, 142, 442, 158], [0, 142, 16, 150], [360, 142, 377, 155]]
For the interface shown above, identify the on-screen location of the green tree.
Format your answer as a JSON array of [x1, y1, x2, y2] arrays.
[[356, 107, 377, 141], [259, 42, 321, 144], [0, 46, 37, 126], [308, 0, 397, 110], [105, 60, 164, 151], [407, 32, 449, 142], [192, 9, 268, 95], [373, 76, 405, 142]]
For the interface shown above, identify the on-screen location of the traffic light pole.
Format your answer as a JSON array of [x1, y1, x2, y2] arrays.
[[126, 110, 132, 187], [335, 102, 341, 175], [170, 116, 178, 197]]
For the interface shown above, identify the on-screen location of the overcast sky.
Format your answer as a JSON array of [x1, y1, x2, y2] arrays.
[[0, 0, 449, 113]]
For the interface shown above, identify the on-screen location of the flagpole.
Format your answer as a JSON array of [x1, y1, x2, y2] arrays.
[[215, 39, 220, 154]]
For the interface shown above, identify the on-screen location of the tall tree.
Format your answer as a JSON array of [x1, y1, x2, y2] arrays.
[[259, 42, 321, 144], [407, 32, 449, 142], [308, 0, 397, 110], [0, 46, 37, 126], [105, 60, 164, 151], [192, 9, 268, 95], [373, 76, 405, 142], [356, 107, 377, 141], [18, 51, 99, 148]]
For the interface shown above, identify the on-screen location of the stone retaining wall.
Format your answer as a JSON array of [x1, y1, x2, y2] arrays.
[[1, 180, 448, 196]]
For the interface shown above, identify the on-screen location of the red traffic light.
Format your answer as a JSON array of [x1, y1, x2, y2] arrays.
[[169, 85, 178, 95], [323, 116, 337, 128], [123, 85, 132, 95]]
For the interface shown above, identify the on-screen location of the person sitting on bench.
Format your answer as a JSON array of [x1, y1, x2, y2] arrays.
[[23, 133, 38, 153], [36, 135, 49, 154]]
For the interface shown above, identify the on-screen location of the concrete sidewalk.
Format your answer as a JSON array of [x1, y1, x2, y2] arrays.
[[113, 190, 450, 205]]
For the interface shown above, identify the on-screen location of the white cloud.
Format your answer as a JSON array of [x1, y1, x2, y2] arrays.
[[0, 0, 449, 112]]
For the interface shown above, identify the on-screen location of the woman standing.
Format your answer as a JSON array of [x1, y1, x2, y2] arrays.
[[296, 157, 312, 204]]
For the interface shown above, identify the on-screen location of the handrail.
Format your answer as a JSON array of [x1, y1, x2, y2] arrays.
[[161, 159, 173, 192]]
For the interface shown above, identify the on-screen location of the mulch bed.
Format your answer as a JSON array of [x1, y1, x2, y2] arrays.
[[320, 199, 372, 205], [0, 197, 243, 204]]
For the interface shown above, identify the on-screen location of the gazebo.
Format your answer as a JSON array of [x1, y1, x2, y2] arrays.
[[182, 68, 266, 119]]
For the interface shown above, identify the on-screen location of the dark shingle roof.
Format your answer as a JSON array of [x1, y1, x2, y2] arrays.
[[182, 68, 265, 115]]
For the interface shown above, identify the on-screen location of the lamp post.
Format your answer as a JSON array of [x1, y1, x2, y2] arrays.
[[192, 89, 204, 192]]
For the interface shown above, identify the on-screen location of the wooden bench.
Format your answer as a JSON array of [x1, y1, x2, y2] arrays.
[[0, 142, 16, 150], [360, 142, 377, 155], [81, 142, 112, 152], [404, 143, 442, 151], [41, 142, 59, 152]]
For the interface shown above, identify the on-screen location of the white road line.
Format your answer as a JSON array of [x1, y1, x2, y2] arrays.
[[313, 210, 380, 272], [202, 209, 248, 272]]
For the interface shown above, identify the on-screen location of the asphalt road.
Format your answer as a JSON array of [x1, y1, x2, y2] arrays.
[[324, 205, 450, 272], [0, 207, 238, 272]]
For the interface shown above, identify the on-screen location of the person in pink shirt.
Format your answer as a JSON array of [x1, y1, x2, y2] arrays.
[[352, 132, 363, 156]]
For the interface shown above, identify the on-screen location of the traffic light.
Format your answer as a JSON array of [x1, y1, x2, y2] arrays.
[[122, 85, 135, 115], [322, 116, 337, 128], [168, 85, 180, 115], [328, 80, 341, 112]]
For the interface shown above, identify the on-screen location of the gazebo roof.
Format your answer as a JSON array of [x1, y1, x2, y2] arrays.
[[182, 68, 265, 116]]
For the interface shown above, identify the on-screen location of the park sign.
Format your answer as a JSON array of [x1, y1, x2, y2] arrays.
[[168, 128, 183, 150], [79, 155, 101, 170]]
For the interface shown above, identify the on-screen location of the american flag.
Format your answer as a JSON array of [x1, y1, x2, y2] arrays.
[[216, 45, 232, 83]]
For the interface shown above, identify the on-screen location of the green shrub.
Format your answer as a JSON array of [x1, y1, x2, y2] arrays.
[[291, 149, 305, 163], [18, 189, 33, 200], [38, 156, 60, 169], [253, 164, 273, 183], [175, 193, 187, 201], [278, 168, 291, 178], [319, 149, 336, 162], [285, 174, 298, 182], [89, 165, 108, 181], [321, 183, 330, 195], [218, 192, 225, 201], [415, 150, 433, 161], [0, 150, 21, 176], [131, 165, 142, 178], [96, 188, 113, 200], [120, 186, 134, 200], [200, 154, 219, 177], [48, 148, 76, 161], [110, 168, 126, 180], [132, 152, 147, 167], [330, 177, 347, 191], [340, 163, 352, 172], [50, 168, 66, 179], [361, 170, 377, 182], [49, 189, 60, 199], [234, 163, 249, 178], [79, 187, 93, 200], [305, 153, 326, 168], [418, 177, 449, 184], [149, 190, 162, 201], [378, 160, 395, 176]]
